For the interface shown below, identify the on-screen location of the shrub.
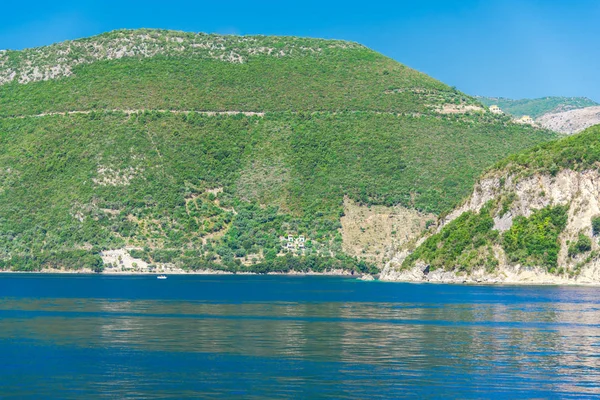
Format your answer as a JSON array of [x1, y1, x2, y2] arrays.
[[568, 234, 592, 257], [502, 205, 568, 270], [592, 216, 600, 236]]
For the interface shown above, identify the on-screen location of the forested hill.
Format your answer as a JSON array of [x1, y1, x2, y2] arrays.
[[0, 29, 556, 273], [0, 28, 466, 116]]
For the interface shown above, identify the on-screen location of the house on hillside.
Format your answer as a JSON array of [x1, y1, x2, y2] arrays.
[[281, 234, 308, 252], [516, 115, 535, 125], [489, 105, 504, 115]]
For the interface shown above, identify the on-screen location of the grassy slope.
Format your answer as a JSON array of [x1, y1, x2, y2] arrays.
[[477, 96, 599, 119], [0, 29, 557, 272]]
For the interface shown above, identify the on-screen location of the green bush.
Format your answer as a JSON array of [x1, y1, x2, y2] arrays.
[[496, 125, 600, 176], [592, 216, 600, 236], [568, 234, 592, 257], [502, 205, 568, 269]]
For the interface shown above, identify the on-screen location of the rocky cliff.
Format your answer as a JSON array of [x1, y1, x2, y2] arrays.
[[382, 125, 600, 284]]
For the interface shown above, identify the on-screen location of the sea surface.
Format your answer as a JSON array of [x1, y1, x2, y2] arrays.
[[0, 275, 599, 399]]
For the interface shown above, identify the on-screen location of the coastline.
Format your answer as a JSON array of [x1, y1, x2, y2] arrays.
[[380, 263, 600, 286], [3, 267, 600, 286], [0, 268, 359, 277]]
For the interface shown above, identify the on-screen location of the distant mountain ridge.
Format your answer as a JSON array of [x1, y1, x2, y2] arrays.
[[537, 106, 600, 135], [476, 96, 598, 119]]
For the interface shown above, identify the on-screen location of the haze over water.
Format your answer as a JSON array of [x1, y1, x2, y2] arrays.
[[1, 275, 599, 398]]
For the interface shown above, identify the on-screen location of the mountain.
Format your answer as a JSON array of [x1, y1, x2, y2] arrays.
[[382, 124, 600, 284], [0, 29, 556, 273], [476, 96, 599, 119]]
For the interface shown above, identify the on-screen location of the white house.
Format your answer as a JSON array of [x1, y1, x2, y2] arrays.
[[489, 105, 503, 115], [516, 115, 535, 125]]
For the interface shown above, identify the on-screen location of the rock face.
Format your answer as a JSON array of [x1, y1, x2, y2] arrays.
[[381, 262, 600, 285], [537, 106, 600, 135], [340, 198, 434, 266], [381, 168, 600, 284]]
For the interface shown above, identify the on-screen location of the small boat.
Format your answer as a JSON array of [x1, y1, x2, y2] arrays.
[[157, 275, 167, 280]]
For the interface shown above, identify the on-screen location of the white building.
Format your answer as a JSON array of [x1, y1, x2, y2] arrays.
[[489, 105, 503, 115], [516, 115, 535, 125]]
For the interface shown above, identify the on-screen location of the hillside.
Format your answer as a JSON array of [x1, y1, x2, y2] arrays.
[[0, 29, 476, 116], [382, 125, 600, 284], [0, 29, 556, 274]]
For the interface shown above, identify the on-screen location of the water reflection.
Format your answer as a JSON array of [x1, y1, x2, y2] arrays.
[[0, 279, 600, 398]]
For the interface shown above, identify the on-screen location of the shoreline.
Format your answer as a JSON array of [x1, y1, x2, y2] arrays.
[[379, 277, 600, 287], [380, 266, 600, 286], [2, 268, 600, 286], [0, 268, 360, 277]]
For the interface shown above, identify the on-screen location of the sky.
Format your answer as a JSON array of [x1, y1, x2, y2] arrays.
[[1, 0, 599, 101]]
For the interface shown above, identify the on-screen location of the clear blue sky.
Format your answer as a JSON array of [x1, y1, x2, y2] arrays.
[[1, 0, 599, 101]]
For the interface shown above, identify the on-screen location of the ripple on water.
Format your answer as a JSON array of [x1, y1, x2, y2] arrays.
[[0, 275, 599, 398]]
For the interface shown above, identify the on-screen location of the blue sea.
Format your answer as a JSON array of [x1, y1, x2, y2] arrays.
[[0, 274, 599, 399]]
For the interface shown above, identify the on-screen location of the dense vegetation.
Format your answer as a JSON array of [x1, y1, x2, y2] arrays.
[[495, 125, 600, 175], [0, 111, 552, 272], [0, 30, 472, 118], [477, 96, 598, 118], [404, 201, 569, 273], [0, 29, 557, 272], [403, 201, 499, 273], [502, 206, 568, 270]]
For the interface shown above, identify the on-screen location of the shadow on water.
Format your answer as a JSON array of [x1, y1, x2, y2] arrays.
[[0, 275, 599, 398]]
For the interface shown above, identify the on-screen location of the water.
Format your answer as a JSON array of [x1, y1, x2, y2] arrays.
[[1, 275, 599, 399]]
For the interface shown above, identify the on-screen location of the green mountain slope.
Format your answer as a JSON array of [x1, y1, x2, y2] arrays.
[[0, 29, 557, 273], [495, 124, 600, 174], [477, 96, 599, 119], [0, 29, 470, 117]]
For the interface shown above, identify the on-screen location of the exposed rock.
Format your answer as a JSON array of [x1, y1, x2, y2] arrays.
[[382, 168, 600, 284], [0, 29, 363, 86], [537, 106, 600, 134], [340, 198, 434, 267], [435, 104, 484, 114]]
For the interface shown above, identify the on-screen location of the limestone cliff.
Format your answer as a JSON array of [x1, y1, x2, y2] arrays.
[[382, 124, 600, 284]]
